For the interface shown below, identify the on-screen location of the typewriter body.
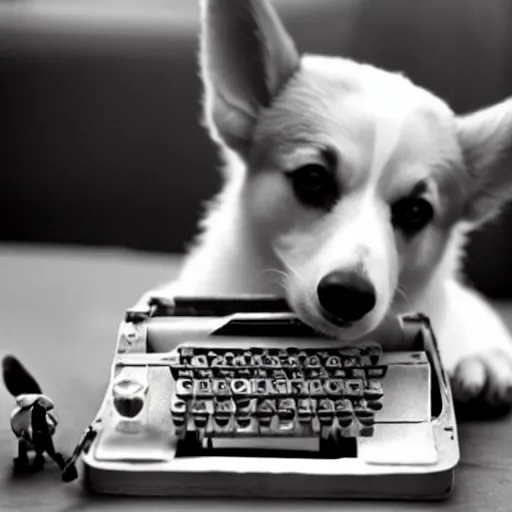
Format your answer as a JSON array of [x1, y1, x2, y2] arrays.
[[81, 296, 459, 500]]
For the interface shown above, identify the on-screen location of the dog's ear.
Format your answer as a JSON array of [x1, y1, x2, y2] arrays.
[[457, 98, 512, 224], [199, 0, 300, 155]]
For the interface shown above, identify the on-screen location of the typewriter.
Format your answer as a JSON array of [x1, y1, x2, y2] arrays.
[[77, 296, 459, 500]]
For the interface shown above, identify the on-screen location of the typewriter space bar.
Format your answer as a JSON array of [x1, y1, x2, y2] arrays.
[[207, 437, 320, 452]]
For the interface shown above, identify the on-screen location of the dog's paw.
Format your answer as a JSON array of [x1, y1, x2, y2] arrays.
[[451, 349, 512, 407]]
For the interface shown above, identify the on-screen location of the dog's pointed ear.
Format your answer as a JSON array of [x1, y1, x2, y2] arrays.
[[199, 0, 300, 155], [457, 98, 512, 224]]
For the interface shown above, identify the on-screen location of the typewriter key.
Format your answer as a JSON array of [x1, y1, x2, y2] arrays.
[[170, 395, 187, 415], [324, 379, 344, 396], [277, 348, 288, 360], [191, 400, 210, 428], [235, 397, 256, 415], [242, 351, 254, 364], [251, 352, 262, 365], [179, 347, 194, 364], [332, 368, 348, 378], [359, 347, 378, 368], [305, 355, 321, 368], [193, 379, 213, 397], [195, 369, 214, 379], [213, 415, 235, 435], [171, 409, 186, 427], [272, 378, 291, 396], [262, 354, 280, 369], [297, 398, 314, 420], [277, 398, 296, 420], [307, 379, 325, 397], [177, 368, 195, 379], [290, 379, 307, 397], [219, 369, 237, 379], [342, 347, 361, 357], [210, 354, 224, 370], [351, 368, 366, 378], [353, 399, 375, 426], [214, 397, 235, 415], [213, 414, 230, 428], [364, 379, 384, 400], [176, 379, 194, 398], [308, 367, 329, 379], [251, 378, 268, 396], [367, 365, 387, 378], [276, 417, 296, 433], [344, 379, 364, 397], [334, 399, 353, 427], [366, 399, 383, 411], [224, 352, 235, 365], [235, 416, 258, 435], [288, 369, 304, 379], [233, 354, 245, 366], [343, 356, 360, 368], [317, 351, 330, 362], [231, 379, 251, 396], [285, 355, 299, 367], [297, 351, 308, 363], [367, 346, 382, 365], [190, 355, 208, 368], [255, 399, 275, 426], [271, 368, 288, 379], [359, 425, 374, 437], [212, 379, 231, 396], [317, 399, 335, 427], [325, 355, 342, 369]]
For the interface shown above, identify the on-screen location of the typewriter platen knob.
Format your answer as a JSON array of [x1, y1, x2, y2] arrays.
[[111, 373, 149, 432], [112, 378, 147, 418]]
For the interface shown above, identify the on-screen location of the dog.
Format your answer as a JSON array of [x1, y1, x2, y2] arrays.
[[136, 0, 512, 409]]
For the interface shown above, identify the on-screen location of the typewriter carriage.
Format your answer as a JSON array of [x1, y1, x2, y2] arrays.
[[80, 296, 459, 500]]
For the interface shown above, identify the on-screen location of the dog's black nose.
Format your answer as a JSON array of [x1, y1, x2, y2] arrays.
[[317, 271, 376, 323]]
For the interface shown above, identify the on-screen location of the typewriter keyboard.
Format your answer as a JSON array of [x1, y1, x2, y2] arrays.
[[167, 344, 387, 452]]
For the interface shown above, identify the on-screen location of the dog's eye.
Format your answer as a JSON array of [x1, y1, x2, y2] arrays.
[[391, 197, 433, 234], [287, 164, 338, 209]]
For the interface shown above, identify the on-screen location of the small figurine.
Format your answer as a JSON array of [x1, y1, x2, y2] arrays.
[[2, 354, 74, 478]]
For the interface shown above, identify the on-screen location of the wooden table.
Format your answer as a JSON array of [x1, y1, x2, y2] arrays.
[[1, 243, 512, 511]]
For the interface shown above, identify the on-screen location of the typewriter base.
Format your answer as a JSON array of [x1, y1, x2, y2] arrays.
[[82, 459, 454, 500], [82, 361, 457, 501], [80, 300, 459, 501]]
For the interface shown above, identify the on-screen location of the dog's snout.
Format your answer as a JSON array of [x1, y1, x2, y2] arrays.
[[317, 271, 376, 323]]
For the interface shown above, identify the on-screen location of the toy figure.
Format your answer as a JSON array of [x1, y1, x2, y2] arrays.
[[2, 354, 74, 477]]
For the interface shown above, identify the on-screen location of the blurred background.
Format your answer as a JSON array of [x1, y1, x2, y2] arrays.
[[2, 0, 512, 297]]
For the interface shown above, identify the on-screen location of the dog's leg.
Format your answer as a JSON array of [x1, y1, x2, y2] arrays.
[[433, 279, 512, 407]]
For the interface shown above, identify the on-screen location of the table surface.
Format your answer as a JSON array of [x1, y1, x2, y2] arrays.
[[1, 243, 512, 512]]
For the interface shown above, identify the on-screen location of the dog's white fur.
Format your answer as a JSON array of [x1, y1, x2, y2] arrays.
[[139, 0, 512, 407]]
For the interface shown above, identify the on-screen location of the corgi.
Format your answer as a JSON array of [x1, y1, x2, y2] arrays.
[[136, 0, 512, 409]]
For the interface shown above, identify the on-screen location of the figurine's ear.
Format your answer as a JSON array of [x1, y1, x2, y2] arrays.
[[199, 0, 301, 156], [457, 98, 512, 224], [2, 355, 42, 397]]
